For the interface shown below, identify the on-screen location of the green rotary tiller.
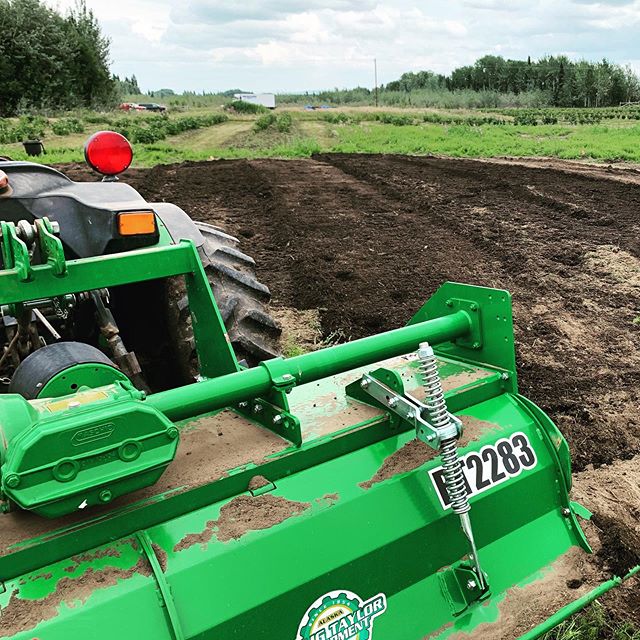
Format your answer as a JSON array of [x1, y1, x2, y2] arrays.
[[0, 134, 621, 639]]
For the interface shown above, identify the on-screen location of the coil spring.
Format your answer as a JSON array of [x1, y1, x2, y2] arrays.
[[440, 437, 471, 515], [418, 342, 470, 516], [417, 347, 450, 431]]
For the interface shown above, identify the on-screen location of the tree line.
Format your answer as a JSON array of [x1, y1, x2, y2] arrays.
[[384, 55, 640, 107], [0, 0, 115, 116]]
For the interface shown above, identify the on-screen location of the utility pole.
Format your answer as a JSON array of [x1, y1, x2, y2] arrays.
[[374, 58, 379, 107]]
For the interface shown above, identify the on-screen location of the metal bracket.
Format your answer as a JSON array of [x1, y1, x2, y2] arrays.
[[439, 562, 490, 616], [0, 221, 32, 281], [444, 297, 483, 351], [236, 392, 302, 447], [346, 368, 462, 449], [36, 218, 66, 276], [260, 358, 298, 392]]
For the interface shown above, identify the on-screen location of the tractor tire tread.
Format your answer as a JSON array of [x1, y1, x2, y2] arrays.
[[166, 222, 281, 382]]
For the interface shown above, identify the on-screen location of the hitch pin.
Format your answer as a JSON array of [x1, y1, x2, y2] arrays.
[[33, 308, 61, 341]]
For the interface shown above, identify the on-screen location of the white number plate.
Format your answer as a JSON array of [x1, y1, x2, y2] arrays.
[[428, 432, 538, 510]]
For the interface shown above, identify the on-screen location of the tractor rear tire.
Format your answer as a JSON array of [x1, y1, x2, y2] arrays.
[[166, 222, 281, 382]]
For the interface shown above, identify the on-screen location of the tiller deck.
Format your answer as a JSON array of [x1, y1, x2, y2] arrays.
[[0, 217, 603, 639]]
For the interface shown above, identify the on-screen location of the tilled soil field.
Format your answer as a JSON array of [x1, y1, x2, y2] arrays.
[[62, 154, 640, 630]]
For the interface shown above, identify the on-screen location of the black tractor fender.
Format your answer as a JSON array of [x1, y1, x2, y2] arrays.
[[150, 202, 205, 248]]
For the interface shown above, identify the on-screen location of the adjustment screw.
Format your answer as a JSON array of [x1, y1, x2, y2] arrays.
[[562, 507, 571, 517], [470, 303, 478, 312], [273, 414, 283, 425], [253, 403, 263, 414], [5, 474, 19, 488], [99, 489, 112, 503], [445, 299, 454, 308], [167, 427, 179, 440], [466, 579, 477, 590], [360, 378, 370, 389]]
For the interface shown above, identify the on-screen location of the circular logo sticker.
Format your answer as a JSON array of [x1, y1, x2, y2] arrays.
[[297, 590, 387, 640]]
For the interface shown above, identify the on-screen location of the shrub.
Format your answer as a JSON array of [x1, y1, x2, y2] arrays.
[[374, 113, 414, 125], [111, 113, 228, 143], [254, 113, 277, 131], [226, 100, 268, 114], [276, 112, 293, 132], [0, 115, 48, 143], [51, 117, 85, 135]]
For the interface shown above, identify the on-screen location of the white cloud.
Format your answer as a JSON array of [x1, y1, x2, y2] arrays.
[[43, 0, 640, 92]]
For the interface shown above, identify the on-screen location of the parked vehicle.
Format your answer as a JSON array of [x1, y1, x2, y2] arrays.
[[137, 103, 167, 112], [233, 92, 276, 109], [118, 103, 145, 112]]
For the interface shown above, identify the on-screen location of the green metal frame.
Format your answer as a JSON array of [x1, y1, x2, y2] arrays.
[[0, 218, 601, 640], [0, 219, 238, 378]]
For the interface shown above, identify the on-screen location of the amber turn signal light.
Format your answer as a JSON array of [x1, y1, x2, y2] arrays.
[[117, 211, 156, 236]]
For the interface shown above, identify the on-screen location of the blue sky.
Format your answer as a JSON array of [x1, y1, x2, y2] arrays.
[[46, 0, 640, 93]]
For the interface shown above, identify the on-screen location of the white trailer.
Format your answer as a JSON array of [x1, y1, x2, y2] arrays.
[[234, 93, 276, 109]]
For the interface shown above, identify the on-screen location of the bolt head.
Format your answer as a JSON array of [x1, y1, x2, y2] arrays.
[[360, 378, 370, 389], [472, 341, 481, 350], [445, 299, 454, 308], [562, 507, 571, 517], [387, 397, 398, 408], [272, 414, 283, 425], [500, 372, 510, 381], [5, 474, 19, 489], [466, 579, 477, 590], [253, 403, 263, 414], [167, 427, 179, 440], [239, 401, 249, 409], [99, 489, 112, 503]]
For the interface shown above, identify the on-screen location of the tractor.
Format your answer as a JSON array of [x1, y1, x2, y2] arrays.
[[0, 132, 625, 639]]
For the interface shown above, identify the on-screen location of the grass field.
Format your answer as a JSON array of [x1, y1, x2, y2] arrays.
[[3, 106, 640, 167]]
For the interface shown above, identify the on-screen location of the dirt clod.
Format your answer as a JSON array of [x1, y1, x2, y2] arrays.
[[174, 493, 310, 551], [360, 415, 498, 489], [247, 475, 272, 491], [215, 494, 309, 542]]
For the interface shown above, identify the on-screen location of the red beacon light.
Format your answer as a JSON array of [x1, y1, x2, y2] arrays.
[[84, 131, 133, 179]]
